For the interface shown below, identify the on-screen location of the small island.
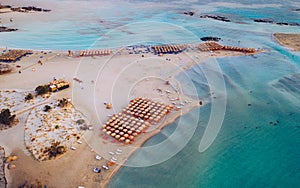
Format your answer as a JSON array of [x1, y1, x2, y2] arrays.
[[273, 33, 300, 51]]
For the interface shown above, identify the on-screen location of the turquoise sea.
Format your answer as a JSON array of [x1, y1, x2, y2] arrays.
[[1, 0, 300, 187]]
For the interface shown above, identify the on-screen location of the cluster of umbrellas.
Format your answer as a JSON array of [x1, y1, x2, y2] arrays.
[[102, 113, 150, 144], [124, 97, 174, 123], [198, 42, 224, 51], [102, 97, 174, 144], [77, 49, 112, 57], [199, 42, 256, 53], [222, 46, 256, 53], [0, 49, 32, 62], [153, 44, 187, 54]]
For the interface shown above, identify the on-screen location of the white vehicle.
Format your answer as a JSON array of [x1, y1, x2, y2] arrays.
[[77, 140, 82, 144], [102, 165, 109, 170]]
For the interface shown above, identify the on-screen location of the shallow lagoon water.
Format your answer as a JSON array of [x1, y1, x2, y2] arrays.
[[1, 0, 300, 187]]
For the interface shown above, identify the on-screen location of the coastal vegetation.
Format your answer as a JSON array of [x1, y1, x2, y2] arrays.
[[25, 93, 34, 101], [0, 109, 16, 126], [35, 85, 49, 95]]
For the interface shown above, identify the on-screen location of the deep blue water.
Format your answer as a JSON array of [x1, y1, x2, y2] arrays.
[[1, 0, 300, 187]]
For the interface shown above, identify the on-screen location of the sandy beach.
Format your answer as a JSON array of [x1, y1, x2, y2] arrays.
[[273, 33, 300, 51], [0, 42, 263, 187]]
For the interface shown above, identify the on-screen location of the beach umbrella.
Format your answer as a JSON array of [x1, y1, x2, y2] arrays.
[[129, 135, 134, 140], [128, 130, 133, 135], [115, 135, 121, 139], [125, 139, 130, 144], [119, 137, 125, 142], [111, 132, 116, 137], [106, 131, 112, 135]]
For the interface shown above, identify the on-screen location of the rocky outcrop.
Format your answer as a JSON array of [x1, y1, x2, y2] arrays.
[[253, 18, 274, 23], [199, 14, 231, 22], [0, 26, 18, 32], [200, 36, 221, 42], [183, 11, 194, 16], [0, 147, 7, 188], [253, 18, 300, 27], [1, 4, 51, 13]]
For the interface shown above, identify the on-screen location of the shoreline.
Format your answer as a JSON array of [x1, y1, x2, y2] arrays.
[[0, 43, 263, 187], [101, 101, 200, 188]]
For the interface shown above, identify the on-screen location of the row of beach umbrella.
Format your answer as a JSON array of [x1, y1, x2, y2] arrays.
[[153, 44, 187, 54], [102, 97, 174, 144], [102, 113, 150, 144], [124, 97, 173, 123], [77, 49, 112, 57], [198, 42, 256, 53]]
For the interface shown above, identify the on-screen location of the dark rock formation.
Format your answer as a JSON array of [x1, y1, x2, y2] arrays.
[[200, 14, 231, 22], [200, 36, 221, 42], [0, 26, 18, 32], [253, 18, 274, 23], [1, 4, 51, 13], [253, 18, 300, 27], [183, 11, 194, 16]]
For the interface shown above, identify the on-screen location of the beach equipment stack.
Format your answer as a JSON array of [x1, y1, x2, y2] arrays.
[[0, 49, 33, 62], [102, 97, 174, 144]]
